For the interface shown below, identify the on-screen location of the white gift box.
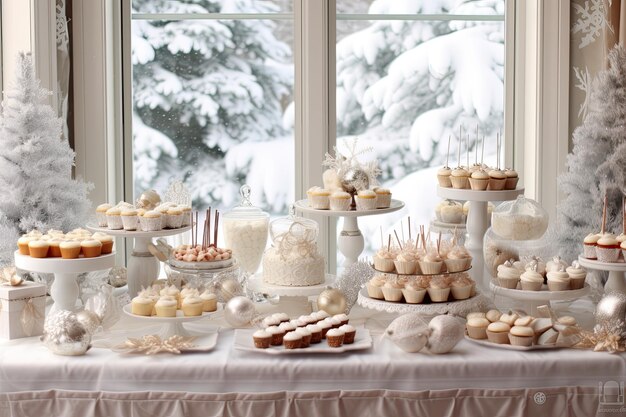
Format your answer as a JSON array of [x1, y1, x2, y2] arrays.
[[0, 281, 46, 339]]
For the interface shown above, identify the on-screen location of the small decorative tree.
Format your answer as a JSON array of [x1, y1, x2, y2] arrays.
[[555, 45, 626, 262], [0, 53, 92, 265]]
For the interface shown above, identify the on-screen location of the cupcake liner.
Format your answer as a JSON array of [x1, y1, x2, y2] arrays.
[[468, 178, 489, 191], [376, 194, 392, 209], [330, 198, 351, 211], [121, 216, 138, 231], [437, 175, 452, 188], [402, 288, 426, 304], [569, 276, 586, 290], [547, 281, 570, 291], [283, 338, 302, 349], [444, 258, 471, 273], [508, 333, 533, 347], [253, 337, 271, 349], [520, 281, 542, 291], [450, 176, 469, 189], [356, 198, 377, 211], [497, 276, 519, 289], [139, 217, 162, 232], [308, 195, 330, 210], [450, 285, 472, 300], [466, 325, 487, 340], [596, 246, 620, 263], [326, 335, 344, 348], [374, 256, 395, 272], [394, 260, 417, 275], [382, 287, 403, 302], [486, 330, 510, 344], [100, 241, 114, 254], [167, 214, 184, 229], [427, 287, 450, 302], [418, 261, 443, 275], [96, 213, 108, 227], [270, 332, 285, 346], [181, 213, 191, 227], [106, 215, 123, 230], [366, 283, 384, 300], [487, 178, 506, 191], [505, 177, 519, 190], [343, 331, 356, 344], [582, 244, 597, 259]]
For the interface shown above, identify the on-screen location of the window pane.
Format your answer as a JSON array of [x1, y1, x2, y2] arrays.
[[132, 0, 292, 14], [131, 14, 294, 220], [336, 1, 505, 259], [337, 0, 505, 16]]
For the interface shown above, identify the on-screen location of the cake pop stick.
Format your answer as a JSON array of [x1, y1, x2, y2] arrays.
[[475, 126, 479, 165], [195, 212, 199, 247], [601, 194, 608, 235], [445, 135, 451, 167], [387, 234, 391, 252], [437, 232, 442, 255], [420, 225, 427, 251], [214, 211, 220, 247], [466, 134, 470, 169], [206, 208, 211, 248], [408, 216, 412, 242], [400, 220, 405, 242], [394, 230, 403, 250], [457, 125, 462, 167], [190, 212, 195, 247], [623, 196, 626, 235], [481, 134, 485, 166]]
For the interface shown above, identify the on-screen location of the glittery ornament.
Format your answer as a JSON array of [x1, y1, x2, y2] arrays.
[[385, 313, 430, 353], [317, 288, 347, 315], [217, 278, 244, 302], [164, 180, 191, 206], [41, 310, 91, 356], [75, 310, 101, 334], [224, 296, 257, 328], [135, 189, 161, 210], [341, 167, 370, 194], [334, 261, 374, 312], [426, 315, 464, 354], [108, 266, 127, 288], [596, 292, 626, 328]]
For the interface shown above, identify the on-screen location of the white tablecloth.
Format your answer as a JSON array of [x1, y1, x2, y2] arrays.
[[0, 304, 624, 416]]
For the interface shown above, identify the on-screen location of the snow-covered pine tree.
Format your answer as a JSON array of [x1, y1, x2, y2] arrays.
[[555, 45, 626, 262], [132, 0, 292, 210], [0, 52, 92, 264]]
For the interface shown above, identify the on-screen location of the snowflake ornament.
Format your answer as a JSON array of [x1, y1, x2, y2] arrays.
[[323, 138, 382, 189], [572, 0, 613, 49]]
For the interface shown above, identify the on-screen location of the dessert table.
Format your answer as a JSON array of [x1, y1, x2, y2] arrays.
[[0, 304, 622, 417]]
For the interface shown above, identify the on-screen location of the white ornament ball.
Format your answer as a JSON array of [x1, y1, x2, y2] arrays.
[[426, 315, 464, 354], [219, 278, 243, 302], [317, 288, 347, 315], [385, 313, 429, 353], [224, 296, 257, 328], [75, 310, 101, 335]]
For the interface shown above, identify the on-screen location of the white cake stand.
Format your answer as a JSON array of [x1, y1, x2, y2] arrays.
[[86, 225, 190, 297], [247, 274, 335, 312], [578, 256, 626, 295], [436, 187, 524, 288], [294, 199, 404, 268], [14, 251, 116, 312], [489, 281, 590, 315], [122, 303, 222, 338]]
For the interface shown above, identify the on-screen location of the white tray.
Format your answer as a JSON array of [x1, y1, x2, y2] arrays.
[[294, 199, 404, 218], [437, 186, 525, 202], [86, 224, 190, 238], [233, 328, 372, 354], [247, 273, 335, 297], [464, 335, 561, 351], [14, 251, 117, 274], [168, 257, 234, 271], [489, 282, 591, 301]]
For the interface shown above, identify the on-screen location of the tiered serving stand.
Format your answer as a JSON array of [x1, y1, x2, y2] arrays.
[[86, 225, 190, 297], [489, 281, 591, 316], [122, 304, 222, 338], [437, 187, 524, 289], [247, 273, 336, 312], [14, 251, 116, 312], [578, 256, 626, 295], [294, 199, 404, 268]]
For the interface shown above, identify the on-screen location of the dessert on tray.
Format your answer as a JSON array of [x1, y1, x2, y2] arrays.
[[492, 256, 587, 291], [582, 195, 626, 262], [16, 228, 113, 259], [130, 283, 218, 317]]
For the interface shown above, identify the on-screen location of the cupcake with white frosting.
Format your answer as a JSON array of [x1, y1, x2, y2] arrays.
[[566, 262, 587, 290], [373, 187, 392, 208], [496, 260, 521, 289], [427, 275, 451, 302], [307, 187, 331, 210], [381, 279, 404, 302], [520, 267, 543, 291], [487, 169, 506, 190], [583, 233, 601, 259], [596, 234, 620, 263], [105, 207, 123, 230], [469, 169, 490, 190], [329, 191, 352, 211], [546, 267, 570, 291], [96, 203, 112, 227], [355, 190, 377, 211]]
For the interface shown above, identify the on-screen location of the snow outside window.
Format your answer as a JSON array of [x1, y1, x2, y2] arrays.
[[336, 0, 506, 261]]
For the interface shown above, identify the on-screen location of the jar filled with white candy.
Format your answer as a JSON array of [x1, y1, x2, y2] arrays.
[[491, 195, 549, 240], [222, 185, 269, 275]]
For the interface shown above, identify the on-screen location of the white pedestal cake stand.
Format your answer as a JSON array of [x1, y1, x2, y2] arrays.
[[489, 281, 591, 316], [247, 274, 336, 312], [122, 304, 222, 338], [436, 187, 524, 289], [294, 199, 404, 268], [578, 256, 626, 295], [86, 225, 190, 297], [14, 251, 116, 313]]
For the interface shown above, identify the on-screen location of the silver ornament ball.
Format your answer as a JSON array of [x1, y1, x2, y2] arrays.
[[75, 310, 102, 335], [341, 167, 370, 194], [108, 266, 128, 288], [596, 292, 626, 327], [224, 296, 258, 328], [41, 310, 92, 356], [317, 288, 347, 315]]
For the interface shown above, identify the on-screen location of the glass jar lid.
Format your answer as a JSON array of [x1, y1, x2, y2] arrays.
[[270, 208, 318, 244], [222, 185, 269, 221]]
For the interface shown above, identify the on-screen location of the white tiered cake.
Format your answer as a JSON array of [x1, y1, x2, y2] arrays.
[[262, 216, 325, 286]]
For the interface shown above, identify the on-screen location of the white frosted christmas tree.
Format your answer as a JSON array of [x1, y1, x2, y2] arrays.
[[0, 53, 91, 264], [555, 45, 626, 262]]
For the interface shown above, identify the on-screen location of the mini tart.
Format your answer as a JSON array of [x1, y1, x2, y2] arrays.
[[486, 322, 510, 344], [325, 328, 345, 348], [200, 291, 218, 312], [59, 241, 81, 259], [437, 166, 453, 188], [487, 169, 506, 190], [339, 324, 356, 344], [181, 295, 204, 316], [155, 297, 177, 317], [468, 169, 490, 191], [466, 317, 489, 340], [283, 331, 303, 349], [450, 167, 469, 189], [17, 236, 34, 255], [131, 296, 154, 316], [28, 240, 50, 258], [508, 325, 534, 346], [253, 330, 272, 349], [81, 239, 103, 258]]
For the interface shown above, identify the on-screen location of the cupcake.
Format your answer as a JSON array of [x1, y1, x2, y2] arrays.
[[373, 248, 396, 272], [547, 268, 570, 291], [290, 319, 307, 328], [81, 240, 102, 258], [418, 251, 443, 275], [155, 205, 171, 229], [427, 275, 451, 302], [28, 240, 49, 258], [200, 291, 218, 312], [262, 316, 281, 328], [329, 191, 352, 211], [466, 312, 486, 320], [382, 279, 404, 302], [437, 166, 452, 188], [520, 268, 543, 291], [120, 209, 138, 231], [374, 188, 392, 208], [181, 295, 204, 316], [180, 205, 192, 227], [445, 245, 472, 272], [318, 320, 332, 339], [486, 309, 502, 323], [450, 274, 473, 300], [59, 241, 81, 259], [93, 233, 114, 254], [402, 279, 427, 304], [487, 169, 506, 190], [394, 251, 418, 275], [44, 239, 61, 258], [546, 256, 567, 273], [504, 168, 519, 190], [496, 261, 521, 289], [253, 330, 271, 349], [450, 167, 469, 189], [155, 297, 177, 317], [17, 236, 33, 255], [486, 322, 510, 344], [266, 326, 286, 346], [160, 285, 181, 308], [283, 331, 302, 349], [437, 200, 464, 224], [306, 324, 323, 343], [295, 327, 312, 347], [469, 169, 490, 190], [583, 233, 600, 259], [307, 187, 331, 210], [596, 235, 620, 263], [315, 310, 330, 320], [325, 328, 345, 348], [339, 324, 356, 344], [566, 262, 587, 290], [322, 317, 342, 329], [96, 203, 113, 227], [333, 313, 349, 326], [498, 312, 519, 326], [140, 210, 162, 231], [105, 207, 123, 230], [131, 295, 154, 316], [508, 325, 534, 346], [355, 190, 377, 211], [466, 317, 489, 339], [166, 207, 184, 229], [279, 322, 297, 334]]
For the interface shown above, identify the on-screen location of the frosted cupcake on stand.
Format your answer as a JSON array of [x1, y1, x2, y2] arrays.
[[329, 191, 351, 211], [355, 190, 377, 211], [307, 186, 331, 210], [566, 261, 587, 290], [519, 263, 543, 291]]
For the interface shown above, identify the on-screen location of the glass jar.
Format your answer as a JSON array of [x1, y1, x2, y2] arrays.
[[222, 185, 269, 274], [491, 195, 549, 240], [269, 214, 318, 247]]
